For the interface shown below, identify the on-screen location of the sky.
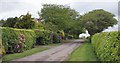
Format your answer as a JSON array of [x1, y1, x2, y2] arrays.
[[0, 0, 119, 32]]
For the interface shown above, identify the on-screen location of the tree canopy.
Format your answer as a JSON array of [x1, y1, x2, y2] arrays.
[[40, 4, 84, 38], [14, 13, 35, 29], [2, 17, 19, 28], [79, 9, 117, 35]]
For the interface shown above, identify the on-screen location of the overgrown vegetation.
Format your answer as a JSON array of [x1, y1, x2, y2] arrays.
[[92, 31, 120, 62]]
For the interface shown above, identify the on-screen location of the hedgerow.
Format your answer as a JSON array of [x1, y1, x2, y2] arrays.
[[1, 27, 36, 53], [92, 31, 120, 62], [1, 27, 62, 54]]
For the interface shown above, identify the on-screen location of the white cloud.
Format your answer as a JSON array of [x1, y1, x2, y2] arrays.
[[71, 0, 119, 2], [103, 24, 118, 32]]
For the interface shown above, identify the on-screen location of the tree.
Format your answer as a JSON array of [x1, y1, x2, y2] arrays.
[[65, 21, 85, 38], [40, 4, 84, 38], [43, 22, 59, 32], [80, 9, 117, 36], [40, 4, 78, 30], [0, 19, 6, 26], [14, 13, 35, 29], [3, 17, 19, 28]]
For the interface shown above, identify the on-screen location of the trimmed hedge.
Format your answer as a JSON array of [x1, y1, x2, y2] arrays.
[[92, 31, 120, 62], [1, 27, 62, 54], [1, 27, 36, 53]]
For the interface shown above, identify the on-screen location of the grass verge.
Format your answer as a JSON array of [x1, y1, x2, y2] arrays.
[[2, 47, 48, 62], [68, 43, 98, 61]]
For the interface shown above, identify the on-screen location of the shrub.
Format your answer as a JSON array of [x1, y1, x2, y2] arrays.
[[34, 29, 51, 45], [53, 32, 60, 43], [1, 27, 36, 54], [92, 31, 120, 62], [34, 29, 61, 45]]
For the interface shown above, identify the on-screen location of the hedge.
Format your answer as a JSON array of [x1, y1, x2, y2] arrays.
[[1, 27, 62, 54], [92, 31, 120, 62], [34, 29, 62, 45], [1, 27, 36, 54]]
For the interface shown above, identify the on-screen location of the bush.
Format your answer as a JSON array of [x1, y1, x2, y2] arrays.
[[34, 29, 61, 45], [53, 32, 61, 43], [92, 31, 120, 62], [34, 29, 52, 45], [1, 27, 36, 54], [1, 27, 62, 54]]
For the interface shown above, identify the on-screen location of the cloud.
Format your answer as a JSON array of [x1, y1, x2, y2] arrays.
[[103, 24, 118, 32], [0, 0, 72, 19], [70, 2, 118, 17], [0, 0, 119, 19]]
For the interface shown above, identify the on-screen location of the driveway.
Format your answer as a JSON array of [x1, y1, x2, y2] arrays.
[[12, 39, 84, 61]]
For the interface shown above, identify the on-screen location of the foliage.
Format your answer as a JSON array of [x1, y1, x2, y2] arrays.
[[0, 39, 6, 55], [3, 17, 19, 28], [80, 9, 117, 35], [53, 32, 61, 43], [34, 29, 50, 45], [34, 29, 62, 45], [40, 4, 77, 30], [34, 22, 44, 30], [1, 27, 36, 54], [92, 31, 120, 62], [1, 13, 44, 30], [43, 22, 59, 32], [0, 19, 6, 26], [65, 20, 85, 38], [14, 13, 35, 29], [40, 4, 84, 37]]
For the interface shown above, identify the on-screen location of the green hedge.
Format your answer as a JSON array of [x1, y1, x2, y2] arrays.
[[92, 31, 120, 62], [34, 29, 61, 45], [34, 29, 51, 45], [1, 27, 62, 54], [1, 27, 36, 53]]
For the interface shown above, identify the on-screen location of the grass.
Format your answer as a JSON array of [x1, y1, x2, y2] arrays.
[[68, 43, 98, 61], [2, 47, 48, 62]]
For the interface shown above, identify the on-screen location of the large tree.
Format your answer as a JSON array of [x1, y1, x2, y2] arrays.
[[40, 4, 84, 38], [40, 4, 73, 30], [79, 9, 117, 35]]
